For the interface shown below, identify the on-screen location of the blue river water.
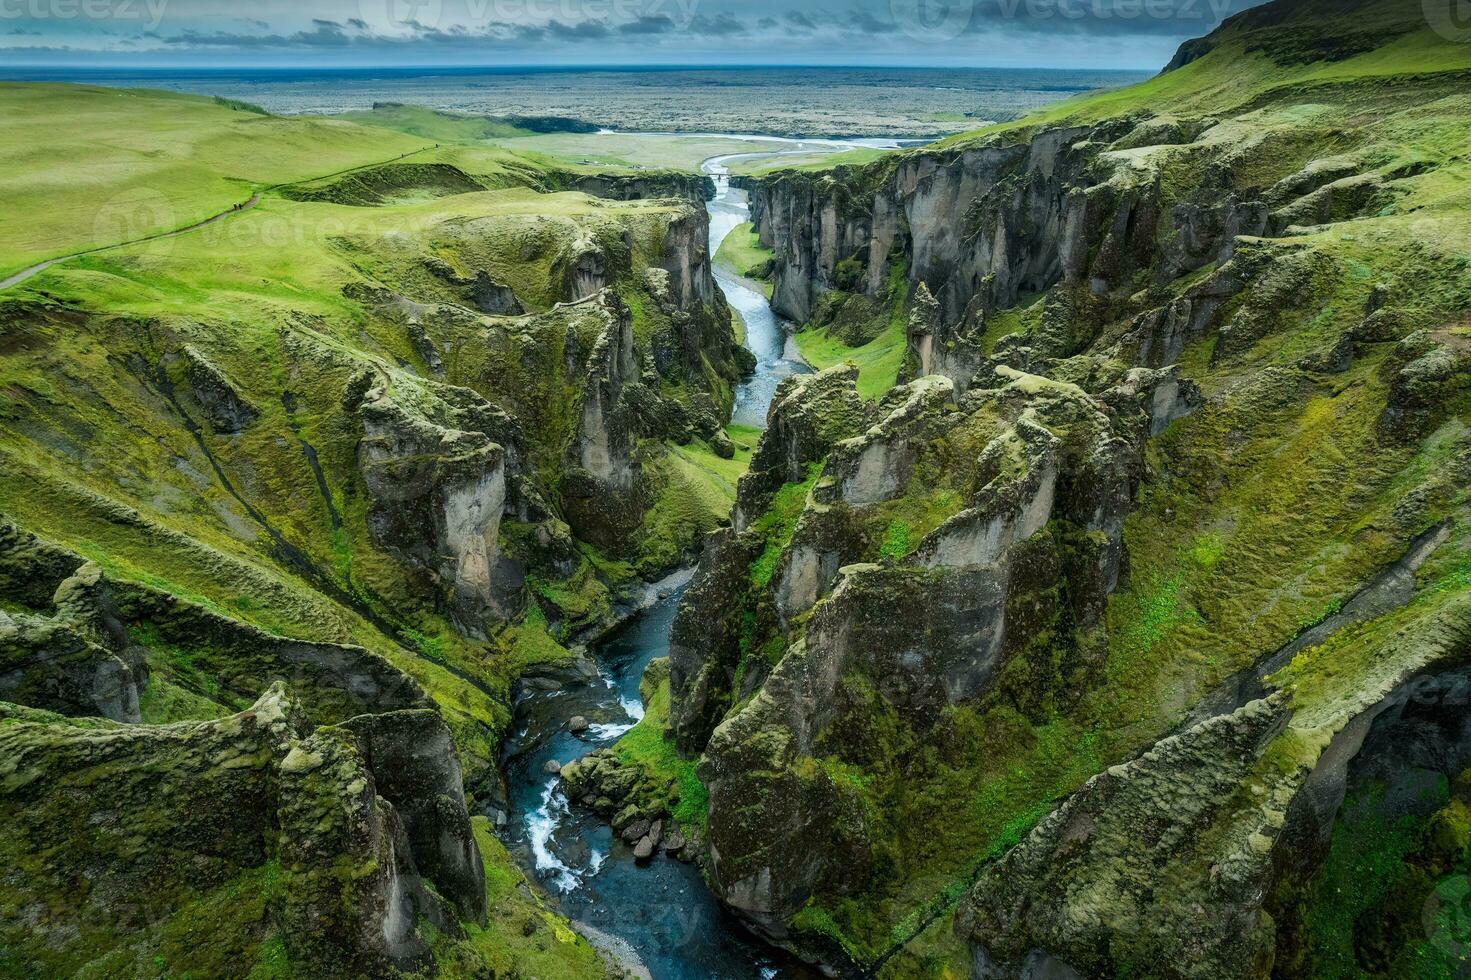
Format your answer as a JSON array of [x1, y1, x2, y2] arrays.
[[499, 135, 894, 979]]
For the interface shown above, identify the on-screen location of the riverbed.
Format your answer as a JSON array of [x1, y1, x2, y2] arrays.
[[499, 135, 891, 978]]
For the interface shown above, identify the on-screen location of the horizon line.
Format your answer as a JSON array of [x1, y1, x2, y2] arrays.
[[0, 61, 1158, 74]]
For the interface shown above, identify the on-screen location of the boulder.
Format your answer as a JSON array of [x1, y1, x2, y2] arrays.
[[621, 817, 652, 844], [710, 428, 736, 460]]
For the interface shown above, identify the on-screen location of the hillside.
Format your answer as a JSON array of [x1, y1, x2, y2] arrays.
[[650, 0, 1471, 975], [5, 1, 1471, 976], [0, 84, 748, 977]]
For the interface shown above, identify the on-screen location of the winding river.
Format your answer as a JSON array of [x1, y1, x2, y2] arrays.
[[500, 136, 898, 979]]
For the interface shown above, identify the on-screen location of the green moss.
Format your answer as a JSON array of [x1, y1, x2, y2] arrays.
[[1273, 774, 1471, 980], [747, 466, 823, 588], [794, 259, 911, 400], [878, 520, 913, 560], [632, 444, 736, 577], [793, 903, 865, 962], [505, 603, 578, 673], [612, 674, 709, 833]]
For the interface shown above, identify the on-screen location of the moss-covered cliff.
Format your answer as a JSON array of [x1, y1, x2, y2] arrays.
[[660, 1, 1471, 975], [0, 84, 749, 977]]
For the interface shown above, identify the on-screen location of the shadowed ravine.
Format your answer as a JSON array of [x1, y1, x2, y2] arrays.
[[498, 137, 888, 979]]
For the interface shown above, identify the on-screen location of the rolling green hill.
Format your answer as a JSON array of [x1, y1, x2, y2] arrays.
[[0, 82, 746, 978]]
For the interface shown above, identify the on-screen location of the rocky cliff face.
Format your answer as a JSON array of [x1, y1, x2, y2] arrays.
[[958, 589, 1471, 980], [0, 683, 486, 976], [0, 116, 742, 976], [562, 171, 716, 206], [668, 2, 1471, 972], [357, 374, 522, 638], [752, 122, 1264, 326], [680, 359, 1196, 945]]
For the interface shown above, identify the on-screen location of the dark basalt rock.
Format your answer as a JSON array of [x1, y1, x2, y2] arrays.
[[340, 709, 487, 924], [162, 344, 259, 434], [666, 528, 765, 755], [0, 562, 146, 723], [1377, 328, 1471, 442], [564, 171, 716, 206], [0, 608, 143, 723], [423, 257, 526, 315], [733, 364, 873, 531], [667, 343, 1204, 946], [466, 270, 525, 315]]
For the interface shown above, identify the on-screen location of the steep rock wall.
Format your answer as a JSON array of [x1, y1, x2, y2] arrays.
[[677, 361, 1197, 942]]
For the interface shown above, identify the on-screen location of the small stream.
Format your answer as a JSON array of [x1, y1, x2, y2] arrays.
[[500, 135, 896, 979], [703, 149, 816, 427]]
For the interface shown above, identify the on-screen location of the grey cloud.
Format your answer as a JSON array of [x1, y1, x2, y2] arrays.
[[0, 0, 1265, 60], [546, 19, 611, 39], [688, 13, 746, 35], [147, 22, 359, 47], [618, 15, 676, 34], [847, 10, 892, 33], [957, 0, 1259, 38]]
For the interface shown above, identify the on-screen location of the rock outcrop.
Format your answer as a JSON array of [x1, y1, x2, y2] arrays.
[[358, 376, 524, 636], [0, 683, 487, 976], [732, 364, 874, 531], [559, 291, 644, 549], [0, 604, 145, 723], [425, 259, 526, 315], [563, 171, 716, 206], [670, 357, 1199, 940], [660, 18, 1471, 963], [162, 344, 259, 434], [958, 587, 1471, 979]]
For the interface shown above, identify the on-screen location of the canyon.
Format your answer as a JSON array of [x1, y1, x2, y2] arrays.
[[3, 0, 1471, 977]]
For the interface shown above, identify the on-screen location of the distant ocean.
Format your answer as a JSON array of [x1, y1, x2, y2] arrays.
[[0, 65, 1150, 137]]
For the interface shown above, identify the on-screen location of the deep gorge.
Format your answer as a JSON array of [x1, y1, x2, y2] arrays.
[[3, 1, 1471, 977]]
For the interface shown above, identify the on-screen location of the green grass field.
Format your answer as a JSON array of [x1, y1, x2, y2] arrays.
[[329, 104, 546, 141], [794, 321, 907, 400], [730, 146, 890, 176], [936, 2, 1471, 149], [713, 221, 774, 294], [0, 84, 436, 274]]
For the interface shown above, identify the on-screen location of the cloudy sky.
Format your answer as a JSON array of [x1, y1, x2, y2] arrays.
[[0, 0, 1265, 68]]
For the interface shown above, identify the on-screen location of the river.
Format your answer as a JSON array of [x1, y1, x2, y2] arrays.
[[499, 135, 897, 979]]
